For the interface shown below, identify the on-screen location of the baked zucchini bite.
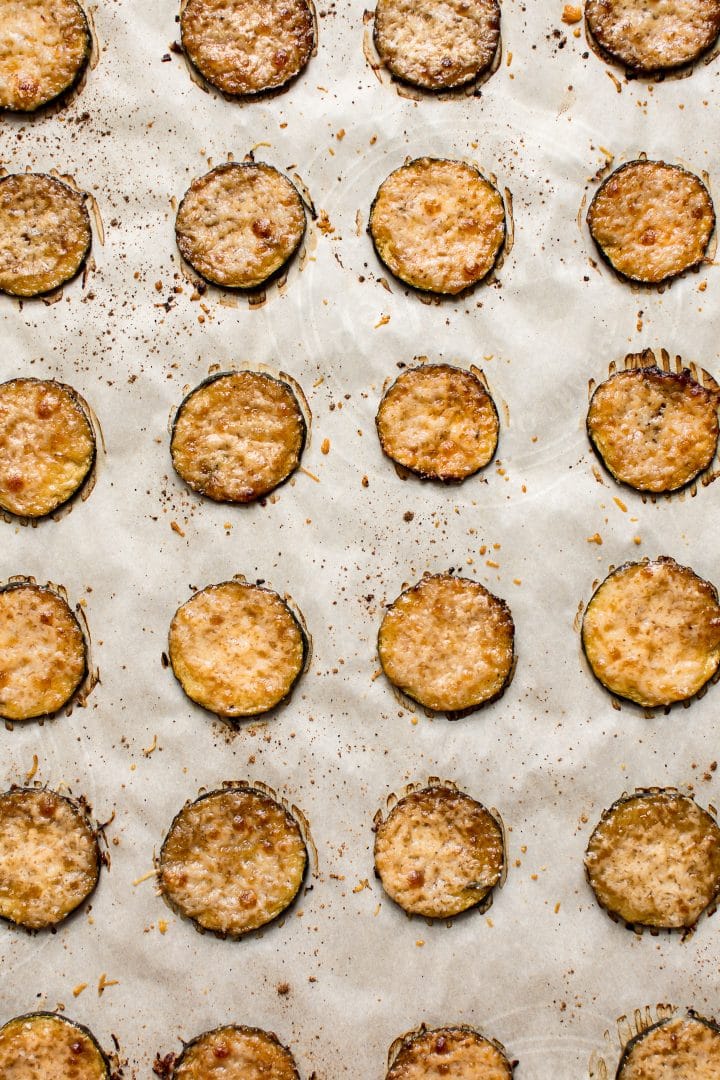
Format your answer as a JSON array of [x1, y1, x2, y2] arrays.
[[376, 363, 499, 482], [581, 558, 720, 708], [168, 580, 306, 717], [171, 371, 306, 504], [369, 158, 505, 295], [175, 163, 306, 290], [616, 1015, 720, 1079], [171, 1025, 299, 1079], [0, 378, 95, 517], [386, 1026, 513, 1079], [587, 160, 714, 285], [159, 786, 307, 937], [374, 786, 504, 918], [0, 1012, 109, 1078], [586, 0, 720, 74], [0, 787, 99, 929], [0, 582, 87, 721], [587, 366, 719, 493], [0, 0, 91, 113], [180, 0, 315, 97], [378, 574, 514, 713], [373, 0, 500, 91], [585, 791, 720, 929]]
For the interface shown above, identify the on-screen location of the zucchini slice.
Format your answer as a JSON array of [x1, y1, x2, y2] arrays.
[[0, 582, 87, 721], [0, 787, 99, 929], [171, 1025, 299, 1079], [159, 786, 307, 937], [617, 1015, 720, 1079], [369, 158, 505, 295], [168, 580, 306, 717], [587, 160, 714, 285], [171, 371, 306, 504], [378, 574, 514, 713], [0, 378, 95, 517], [0, 1012, 109, 1078], [0, 0, 91, 113], [373, 0, 500, 91], [175, 163, 306, 290], [386, 1026, 513, 1079], [375, 363, 499, 482], [374, 785, 504, 918], [586, 0, 720, 73], [581, 557, 720, 708], [585, 790, 720, 929], [180, 0, 315, 97], [587, 366, 719, 493]]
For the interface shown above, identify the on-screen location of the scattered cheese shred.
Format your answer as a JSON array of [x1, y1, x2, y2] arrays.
[[72, 983, 87, 998], [98, 973, 119, 996], [132, 869, 157, 887], [25, 754, 38, 782]]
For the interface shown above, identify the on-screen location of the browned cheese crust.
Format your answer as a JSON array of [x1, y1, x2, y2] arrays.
[[0, 0, 90, 112], [175, 163, 306, 289], [171, 371, 306, 503], [173, 1025, 299, 1079], [376, 363, 499, 481], [180, 0, 315, 96], [168, 580, 306, 717], [378, 574, 514, 713], [375, 787, 504, 917], [0, 583, 86, 721], [585, 791, 720, 928], [369, 158, 505, 295], [373, 0, 500, 90], [0, 1013, 109, 1078], [587, 366, 719, 493], [159, 787, 307, 936], [581, 558, 720, 707], [586, 0, 720, 72], [587, 160, 714, 284], [617, 1016, 720, 1079], [387, 1027, 513, 1080]]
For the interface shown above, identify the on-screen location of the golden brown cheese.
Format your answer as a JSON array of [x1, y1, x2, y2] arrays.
[[375, 787, 504, 918], [386, 1027, 512, 1080], [586, 0, 720, 72], [587, 160, 714, 284], [0, 0, 90, 112], [0, 1013, 108, 1079], [181, 0, 315, 96], [585, 791, 720, 928], [168, 580, 306, 717], [376, 363, 499, 481], [175, 163, 306, 289], [617, 1016, 720, 1079], [373, 0, 500, 90], [159, 787, 307, 936], [369, 158, 505, 295], [171, 371, 306, 503], [0, 583, 87, 721], [581, 558, 720, 707], [378, 574, 514, 713], [173, 1025, 299, 1079]]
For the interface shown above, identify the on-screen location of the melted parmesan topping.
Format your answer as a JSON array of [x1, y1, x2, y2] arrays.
[[586, 0, 720, 72], [0, 0, 90, 112], [0, 1014, 107, 1079], [387, 1028, 512, 1080], [618, 1017, 720, 1079], [174, 1026, 298, 1079]]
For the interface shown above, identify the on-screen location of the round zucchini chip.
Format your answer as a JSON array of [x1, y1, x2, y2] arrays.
[[0, 1012, 109, 1078], [587, 160, 714, 285], [159, 786, 307, 937], [374, 786, 504, 918], [373, 0, 500, 91], [587, 366, 719, 493], [386, 1025, 513, 1079], [0, 787, 99, 929], [369, 158, 506, 295], [581, 557, 720, 708], [180, 0, 315, 97], [378, 574, 514, 713], [585, 791, 720, 929], [0, 582, 87, 721], [0, 378, 95, 518], [171, 371, 306, 504], [168, 580, 307, 717], [376, 363, 499, 482], [172, 1025, 299, 1079], [0, 0, 91, 113], [585, 0, 720, 74], [175, 163, 306, 290], [616, 1015, 720, 1079]]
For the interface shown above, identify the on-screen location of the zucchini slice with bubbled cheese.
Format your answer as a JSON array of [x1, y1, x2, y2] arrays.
[[386, 1025, 513, 1079], [159, 786, 307, 937], [0, 0, 91, 112], [171, 1025, 300, 1079], [581, 557, 720, 707], [585, 790, 720, 929], [585, 0, 720, 73], [0, 1013, 110, 1078], [617, 1015, 720, 1079]]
